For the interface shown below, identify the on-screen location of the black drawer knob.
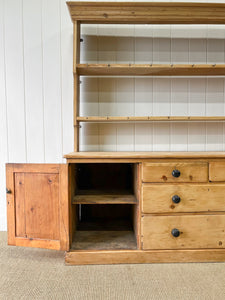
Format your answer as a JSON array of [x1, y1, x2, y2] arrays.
[[172, 169, 181, 178], [6, 188, 12, 194], [171, 228, 180, 237], [172, 195, 181, 204]]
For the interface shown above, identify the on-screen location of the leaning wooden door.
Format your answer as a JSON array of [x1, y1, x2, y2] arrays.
[[6, 164, 69, 251]]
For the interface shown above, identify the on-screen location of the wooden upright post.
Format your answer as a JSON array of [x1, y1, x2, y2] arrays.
[[73, 21, 80, 152]]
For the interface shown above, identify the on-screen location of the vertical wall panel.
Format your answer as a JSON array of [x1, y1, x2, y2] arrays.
[[0, 0, 7, 230], [98, 25, 116, 64], [206, 24, 225, 152], [189, 78, 206, 116], [80, 24, 98, 63], [170, 123, 188, 151], [4, 0, 26, 163], [171, 79, 188, 150], [80, 77, 99, 116], [135, 78, 153, 116], [206, 78, 224, 150], [80, 123, 99, 151], [153, 25, 171, 63], [23, 0, 44, 162], [99, 78, 116, 116], [171, 78, 189, 116], [207, 26, 225, 64], [115, 24, 135, 64], [188, 24, 207, 153], [188, 123, 206, 151], [189, 39, 207, 64], [171, 25, 189, 151], [117, 124, 135, 151], [99, 124, 117, 151], [206, 78, 224, 116], [0, 0, 8, 163], [134, 25, 153, 64], [206, 123, 224, 151], [135, 124, 153, 151], [153, 123, 170, 151], [115, 24, 135, 151], [171, 25, 189, 64], [153, 78, 171, 116], [42, 0, 62, 163]]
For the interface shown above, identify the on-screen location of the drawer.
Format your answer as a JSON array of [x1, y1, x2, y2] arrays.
[[142, 184, 225, 213], [142, 162, 208, 183], [141, 215, 225, 250], [209, 162, 225, 182]]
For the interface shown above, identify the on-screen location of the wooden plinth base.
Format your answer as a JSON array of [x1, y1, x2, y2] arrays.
[[65, 249, 225, 265]]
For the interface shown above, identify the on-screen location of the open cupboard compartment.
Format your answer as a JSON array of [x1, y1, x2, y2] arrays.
[[69, 163, 140, 250], [73, 163, 137, 204]]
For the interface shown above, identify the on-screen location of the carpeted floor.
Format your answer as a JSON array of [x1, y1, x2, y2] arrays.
[[1, 232, 225, 300]]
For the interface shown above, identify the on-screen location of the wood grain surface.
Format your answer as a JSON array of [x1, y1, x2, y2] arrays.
[[67, 2, 225, 24], [141, 214, 225, 250], [142, 184, 225, 213]]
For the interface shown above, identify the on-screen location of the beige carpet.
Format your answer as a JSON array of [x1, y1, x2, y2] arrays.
[[1, 232, 225, 300]]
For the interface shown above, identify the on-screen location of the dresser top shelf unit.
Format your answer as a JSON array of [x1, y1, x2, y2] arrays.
[[67, 2, 225, 24], [66, 1, 225, 152]]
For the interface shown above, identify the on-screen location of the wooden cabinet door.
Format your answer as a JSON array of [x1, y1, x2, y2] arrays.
[[6, 164, 69, 251]]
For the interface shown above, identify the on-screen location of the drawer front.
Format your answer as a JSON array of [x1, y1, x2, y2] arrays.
[[142, 184, 225, 213], [142, 162, 208, 183], [209, 162, 225, 182], [141, 215, 225, 250]]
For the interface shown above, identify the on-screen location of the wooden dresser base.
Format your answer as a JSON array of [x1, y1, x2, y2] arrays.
[[65, 249, 225, 265], [6, 153, 225, 265]]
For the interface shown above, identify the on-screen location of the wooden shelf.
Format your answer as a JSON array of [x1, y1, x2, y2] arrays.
[[76, 116, 225, 123], [67, 2, 225, 24], [64, 152, 225, 160], [73, 190, 137, 204], [71, 230, 137, 250], [76, 64, 225, 76]]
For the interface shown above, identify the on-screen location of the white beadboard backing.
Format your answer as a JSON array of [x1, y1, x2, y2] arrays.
[[1, 0, 225, 230]]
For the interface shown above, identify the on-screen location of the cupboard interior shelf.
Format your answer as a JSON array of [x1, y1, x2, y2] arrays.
[[73, 190, 137, 204], [76, 116, 225, 123], [76, 64, 225, 76], [71, 230, 137, 250]]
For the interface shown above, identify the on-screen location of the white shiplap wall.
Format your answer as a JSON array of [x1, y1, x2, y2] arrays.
[[1, 0, 225, 230]]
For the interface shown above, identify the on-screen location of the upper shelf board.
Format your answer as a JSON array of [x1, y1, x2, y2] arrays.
[[76, 64, 225, 76], [76, 116, 225, 123], [66, 1, 225, 24]]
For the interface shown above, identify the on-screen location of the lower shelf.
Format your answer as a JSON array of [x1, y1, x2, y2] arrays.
[[73, 190, 137, 204], [71, 230, 137, 250], [71, 203, 138, 251]]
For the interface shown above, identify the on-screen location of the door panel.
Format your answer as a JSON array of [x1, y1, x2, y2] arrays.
[[6, 164, 69, 251], [15, 173, 25, 237]]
